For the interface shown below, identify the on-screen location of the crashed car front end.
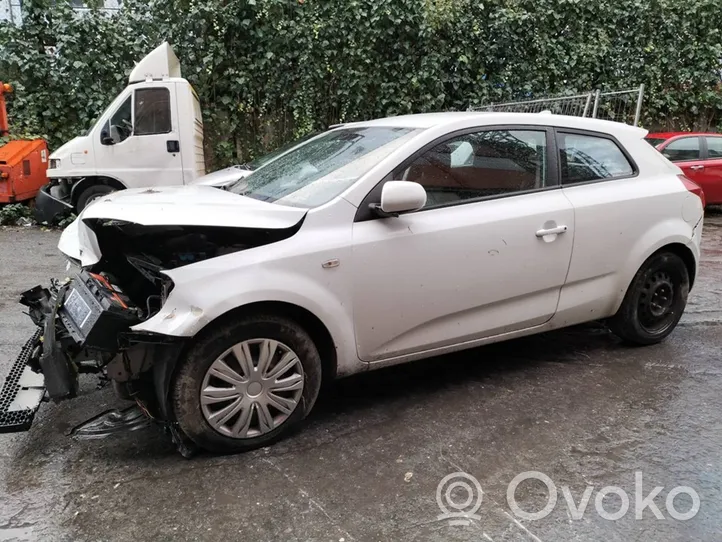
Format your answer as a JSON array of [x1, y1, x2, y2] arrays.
[[0, 187, 306, 455]]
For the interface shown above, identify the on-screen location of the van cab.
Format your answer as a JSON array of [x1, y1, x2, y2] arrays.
[[35, 43, 205, 221]]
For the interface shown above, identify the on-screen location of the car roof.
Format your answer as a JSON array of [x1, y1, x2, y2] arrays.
[[647, 131, 722, 139], [343, 111, 647, 138]]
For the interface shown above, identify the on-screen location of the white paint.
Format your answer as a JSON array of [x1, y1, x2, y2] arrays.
[[60, 185, 307, 266], [59, 112, 702, 381], [190, 165, 251, 187], [379, 181, 427, 214], [128, 42, 181, 83]]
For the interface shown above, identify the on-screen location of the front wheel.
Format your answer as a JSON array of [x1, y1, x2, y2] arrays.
[[75, 184, 116, 213], [172, 314, 322, 454], [608, 252, 690, 345]]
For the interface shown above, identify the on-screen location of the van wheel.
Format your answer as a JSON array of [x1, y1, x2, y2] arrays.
[[76, 185, 116, 212], [172, 314, 322, 454], [608, 252, 689, 345]]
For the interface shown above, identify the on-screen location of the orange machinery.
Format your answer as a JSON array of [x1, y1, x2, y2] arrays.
[[0, 82, 49, 203]]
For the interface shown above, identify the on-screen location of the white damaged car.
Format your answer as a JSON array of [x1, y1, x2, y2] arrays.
[[2, 112, 704, 455]]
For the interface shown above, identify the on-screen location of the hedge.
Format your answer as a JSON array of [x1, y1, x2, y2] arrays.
[[1, 0, 721, 171]]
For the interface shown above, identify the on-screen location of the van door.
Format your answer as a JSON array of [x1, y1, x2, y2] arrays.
[[93, 83, 183, 189]]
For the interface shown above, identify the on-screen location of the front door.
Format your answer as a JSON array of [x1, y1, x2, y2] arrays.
[[93, 83, 183, 189], [351, 127, 574, 362]]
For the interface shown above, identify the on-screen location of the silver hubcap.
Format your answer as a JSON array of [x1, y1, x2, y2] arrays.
[[200, 339, 304, 439]]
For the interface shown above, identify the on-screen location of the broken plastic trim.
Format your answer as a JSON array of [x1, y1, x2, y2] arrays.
[[70, 405, 150, 440]]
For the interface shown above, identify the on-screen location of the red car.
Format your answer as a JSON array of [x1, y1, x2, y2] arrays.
[[646, 132, 722, 205]]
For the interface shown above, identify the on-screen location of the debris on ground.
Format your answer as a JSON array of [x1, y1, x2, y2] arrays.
[[0, 203, 75, 228], [0, 203, 33, 226]]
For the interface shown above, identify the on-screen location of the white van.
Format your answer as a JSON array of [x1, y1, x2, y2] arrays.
[[35, 43, 206, 221]]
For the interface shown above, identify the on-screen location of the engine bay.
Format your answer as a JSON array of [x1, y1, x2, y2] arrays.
[[86, 219, 302, 320]]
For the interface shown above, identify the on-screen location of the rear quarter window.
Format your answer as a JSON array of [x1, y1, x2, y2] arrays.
[[557, 132, 634, 184]]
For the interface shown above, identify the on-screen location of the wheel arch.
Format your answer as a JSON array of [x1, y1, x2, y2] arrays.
[[655, 242, 696, 289], [189, 300, 338, 385], [150, 300, 339, 423], [607, 242, 695, 344], [610, 240, 697, 317], [70, 176, 126, 207]]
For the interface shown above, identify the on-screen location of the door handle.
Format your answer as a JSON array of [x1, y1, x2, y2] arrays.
[[536, 225, 568, 237], [166, 140, 180, 153], [689, 165, 704, 171]]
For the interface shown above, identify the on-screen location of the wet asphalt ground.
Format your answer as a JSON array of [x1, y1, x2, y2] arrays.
[[1, 214, 722, 542]]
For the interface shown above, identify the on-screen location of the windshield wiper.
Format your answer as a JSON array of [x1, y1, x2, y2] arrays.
[[227, 179, 249, 193]]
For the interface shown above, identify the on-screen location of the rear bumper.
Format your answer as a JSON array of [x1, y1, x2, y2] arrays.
[[33, 183, 73, 224]]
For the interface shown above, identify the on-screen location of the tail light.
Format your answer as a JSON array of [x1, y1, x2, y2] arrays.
[[679, 174, 706, 208]]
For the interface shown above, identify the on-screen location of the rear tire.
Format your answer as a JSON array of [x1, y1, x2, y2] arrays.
[[608, 252, 689, 345], [75, 184, 116, 212], [172, 314, 322, 454]]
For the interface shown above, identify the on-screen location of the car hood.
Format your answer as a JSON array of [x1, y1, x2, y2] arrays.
[[59, 185, 307, 266], [189, 165, 253, 187]]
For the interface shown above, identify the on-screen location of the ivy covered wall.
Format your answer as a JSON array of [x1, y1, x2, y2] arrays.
[[1, 0, 720, 171]]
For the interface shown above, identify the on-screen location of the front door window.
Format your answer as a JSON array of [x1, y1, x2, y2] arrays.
[[662, 137, 702, 162], [101, 96, 132, 145], [400, 129, 548, 208]]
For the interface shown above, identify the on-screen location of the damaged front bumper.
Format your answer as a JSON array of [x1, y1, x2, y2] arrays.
[[0, 270, 186, 437], [33, 182, 74, 224]]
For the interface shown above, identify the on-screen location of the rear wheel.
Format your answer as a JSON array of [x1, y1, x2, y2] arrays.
[[608, 252, 689, 345], [172, 314, 322, 454], [75, 184, 116, 212]]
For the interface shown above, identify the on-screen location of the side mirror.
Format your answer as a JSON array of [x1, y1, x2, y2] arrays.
[[100, 130, 114, 145], [371, 181, 427, 217]]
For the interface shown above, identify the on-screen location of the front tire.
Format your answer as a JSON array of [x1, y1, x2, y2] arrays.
[[172, 314, 322, 454], [608, 252, 690, 345], [75, 184, 116, 212]]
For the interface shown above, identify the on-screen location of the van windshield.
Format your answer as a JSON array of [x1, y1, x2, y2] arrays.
[[228, 127, 420, 208], [84, 99, 119, 137]]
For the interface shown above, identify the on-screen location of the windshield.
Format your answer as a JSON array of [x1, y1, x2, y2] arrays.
[[84, 97, 121, 137], [246, 131, 322, 170], [229, 126, 421, 208]]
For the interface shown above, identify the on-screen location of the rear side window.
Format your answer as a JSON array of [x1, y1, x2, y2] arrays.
[[558, 133, 634, 184], [661, 137, 701, 162], [134, 88, 171, 135], [705, 137, 722, 159]]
